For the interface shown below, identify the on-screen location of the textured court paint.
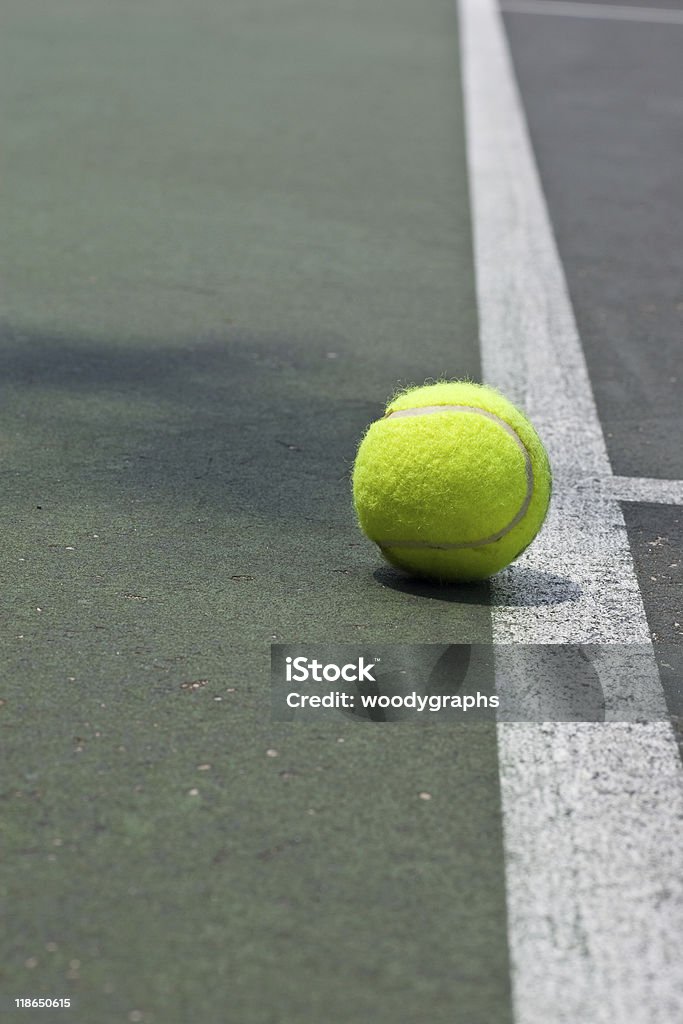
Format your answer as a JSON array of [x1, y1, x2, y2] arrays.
[[501, 0, 683, 25], [458, 1, 683, 1022], [608, 476, 683, 505]]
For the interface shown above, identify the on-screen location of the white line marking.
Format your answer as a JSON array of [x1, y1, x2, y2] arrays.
[[458, 1, 683, 1022], [501, 0, 683, 27], [608, 475, 683, 505]]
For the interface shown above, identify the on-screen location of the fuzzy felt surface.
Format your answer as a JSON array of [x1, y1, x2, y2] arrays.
[[352, 381, 552, 581]]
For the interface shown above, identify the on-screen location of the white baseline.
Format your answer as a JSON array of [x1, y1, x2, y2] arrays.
[[500, 0, 683, 28], [458, 1, 683, 1023]]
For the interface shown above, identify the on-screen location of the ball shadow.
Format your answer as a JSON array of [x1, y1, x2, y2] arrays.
[[373, 566, 491, 605], [490, 568, 583, 607], [374, 565, 581, 608]]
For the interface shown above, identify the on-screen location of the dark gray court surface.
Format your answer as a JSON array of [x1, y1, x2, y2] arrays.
[[502, 0, 683, 735], [503, 1, 683, 481], [1, 2, 681, 1023]]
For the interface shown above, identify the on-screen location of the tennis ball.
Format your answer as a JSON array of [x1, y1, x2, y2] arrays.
[[352, 380, 552, 582]]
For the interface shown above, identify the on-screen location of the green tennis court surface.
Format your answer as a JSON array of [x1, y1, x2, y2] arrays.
[[1, 2, 512, 1022]]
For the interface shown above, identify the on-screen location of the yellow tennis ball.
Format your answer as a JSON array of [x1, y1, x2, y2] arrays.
[[352, 380, 552, 582]]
